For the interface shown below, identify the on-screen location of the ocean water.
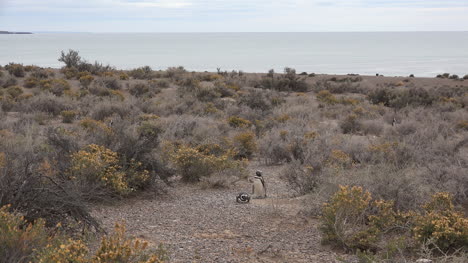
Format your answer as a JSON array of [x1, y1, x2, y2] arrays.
[[1, 32, 467, 77]]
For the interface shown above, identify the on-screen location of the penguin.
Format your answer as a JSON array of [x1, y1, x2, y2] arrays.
[[251, 170, 267, 199], [236, 192, 251, 204]]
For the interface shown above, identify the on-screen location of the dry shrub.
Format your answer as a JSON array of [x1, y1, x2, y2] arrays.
[[90, 101, 132, 121], [1, 75, 17, 88], [0, 207, 167, 263], [316, 90, 338, 105], [129, 66, 153, 80], [281, 160, 317, 195], [360, 119, 384, 136], [340, 114, 361, 134], [5, 63, 25, 77], [130, 83, 150, 97], [20, 93, 72, 116], [233, 131, 257, 159], [61, 110, 78, 123], [5, 86, 23, 99], [98, 76, 121, 90], [39, 78, 71, 96], [0, 131, 99, 230], [228, 116, 252, 128]]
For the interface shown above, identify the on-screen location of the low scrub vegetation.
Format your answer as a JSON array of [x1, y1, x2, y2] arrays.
[[0, 51, 466, 261], [0, 205, 167, 263]]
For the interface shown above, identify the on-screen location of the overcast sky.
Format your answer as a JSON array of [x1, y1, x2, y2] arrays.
[[1, 0, 468, 32]]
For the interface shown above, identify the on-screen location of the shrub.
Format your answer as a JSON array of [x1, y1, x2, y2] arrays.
[[60, 110, 77, 123], [24, 77, 39, 88], [228, 116, 252, 128], [5, 86, 23, 99], [1, 76, 17, 88], [80, 118, 113, 134], [70, 144, 149, 196], [0, 206, 166, 263], [0, 205, 49, 263], [58, 49, 81, 68], [413, 193, 468, 252], [79, 74, 94, 88], [463, 74, 468, 80], [281, 161, 317, 195], [449, 74, 459, 80], [93, 223, 168, 263], [129, 66, 153, 79], [40, 79, 71, 96], [119, 73, 129, 80], [233, 131, 257, 159], [23, 93, 70, 116], [169, 144, 239, 182], [130, 83, 150, 97], [320, 186, 373, 251], [91, 102, 131, 121], [62, 67, 79, 79], [340, 114, 361, 134], [5, 63, 25, 77], [316, 90, 338, 105], [99, 76, 121, 90]]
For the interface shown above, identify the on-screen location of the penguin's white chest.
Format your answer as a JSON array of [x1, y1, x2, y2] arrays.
[[252, 179, 265, 197]]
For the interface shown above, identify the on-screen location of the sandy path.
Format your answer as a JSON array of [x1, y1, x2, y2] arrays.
[[92, 163, 353, 262]]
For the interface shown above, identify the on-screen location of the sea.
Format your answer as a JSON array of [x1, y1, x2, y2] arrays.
[[1, 32, 467, 77]]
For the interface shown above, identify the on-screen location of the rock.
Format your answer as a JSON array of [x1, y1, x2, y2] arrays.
[[416, 259, 432, 263]]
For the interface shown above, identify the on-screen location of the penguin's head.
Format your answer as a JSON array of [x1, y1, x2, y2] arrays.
[[255, 170, 263, 177]]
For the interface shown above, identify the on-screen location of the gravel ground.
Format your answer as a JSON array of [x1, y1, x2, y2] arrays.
[[92, 163, 355, 262]]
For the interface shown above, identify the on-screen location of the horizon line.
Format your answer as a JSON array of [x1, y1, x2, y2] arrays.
[[26, 30, 468, 34]]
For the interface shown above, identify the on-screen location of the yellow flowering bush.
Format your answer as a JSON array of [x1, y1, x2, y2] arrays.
[[170, 144, 241, 182], [316, 90, 338, 105], [1, 206, 167, 263], [320, 186, 373, 250], [79, 74, 94, 87], [70, 144, 149, 195], [233, 131, 257, 159], [413, 193, 468, 252], [80, 118, 113, 135], [93, 223, 167, 263], [0, 205, 49, 262], [326, 149, 352, 169], [321, 187, 468, 255], [119, 73, 130, 80], [37, 238, 89, 263]]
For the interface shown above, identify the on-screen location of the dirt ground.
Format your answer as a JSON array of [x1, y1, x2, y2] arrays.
[[92, 162, 356, 263]]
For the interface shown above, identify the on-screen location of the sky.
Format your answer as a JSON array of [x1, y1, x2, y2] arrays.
[[1, 0, 468, 32]]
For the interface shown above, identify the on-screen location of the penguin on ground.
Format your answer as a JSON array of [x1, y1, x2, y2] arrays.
[[251, 170, 267, 199]]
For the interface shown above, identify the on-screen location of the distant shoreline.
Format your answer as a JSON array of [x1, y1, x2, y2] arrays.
[[0, 31, 32, 34]]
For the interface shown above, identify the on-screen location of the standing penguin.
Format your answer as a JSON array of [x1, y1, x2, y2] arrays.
[[251, 170, 267, 199]]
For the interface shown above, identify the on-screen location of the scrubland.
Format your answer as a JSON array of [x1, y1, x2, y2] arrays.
[[0, 50, 467, 262]]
